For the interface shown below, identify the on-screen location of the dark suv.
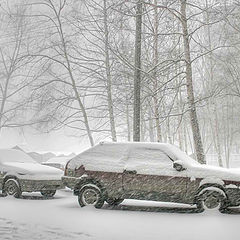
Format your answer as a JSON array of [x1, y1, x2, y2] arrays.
[[62, 142, 240, 212]]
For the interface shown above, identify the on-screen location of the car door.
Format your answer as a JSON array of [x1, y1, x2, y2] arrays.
[[123, 147, 188, 203]]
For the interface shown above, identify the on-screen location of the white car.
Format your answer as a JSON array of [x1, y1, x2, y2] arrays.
[[0, 149, 64, 198]]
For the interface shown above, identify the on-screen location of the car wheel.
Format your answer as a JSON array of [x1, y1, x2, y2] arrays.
[[106, 198, 124, 206], [197, 190, 227, 212], [78, 185, 104, 209], [40, 190, 56, 197], [4, 179, 21, 198]]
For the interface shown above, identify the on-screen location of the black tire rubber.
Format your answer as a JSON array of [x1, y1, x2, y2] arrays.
[[4, 179, 21, 198], [78, 185, 104, 209], [1, 191, 7, 197], [40, 190, 56, 197], [196, 190, 227, 213], [106, 198, 124, 206]]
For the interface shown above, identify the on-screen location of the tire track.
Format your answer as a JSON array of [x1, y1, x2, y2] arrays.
[[0, 218, 91, 240]]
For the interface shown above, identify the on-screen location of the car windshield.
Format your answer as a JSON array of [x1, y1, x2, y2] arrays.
[[0, 149, 36, 164], [166, 144, 200, 166]]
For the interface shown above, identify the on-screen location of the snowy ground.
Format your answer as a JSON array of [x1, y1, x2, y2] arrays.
[[0, 189, 240, 240]]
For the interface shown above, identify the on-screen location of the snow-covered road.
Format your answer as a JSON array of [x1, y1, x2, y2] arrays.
[[0, 189, 240, 240], [0, 217, 87, 240]]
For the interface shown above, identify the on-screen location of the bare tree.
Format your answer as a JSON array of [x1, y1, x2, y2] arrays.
[[28, 0, 94, 146], [0, 1, 34, 132], [180, 0, 205, 163], [103, 0, 117, 142]]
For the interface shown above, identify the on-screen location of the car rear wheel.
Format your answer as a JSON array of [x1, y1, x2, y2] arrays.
[[4, 179, 21, 198], [40, 190, 56, 198], [106, 198, 124, 206], [78, 185, 104, 208], [197, 190, 227, 213]]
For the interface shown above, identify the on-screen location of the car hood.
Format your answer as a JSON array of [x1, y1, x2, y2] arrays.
[[3, 162, 63, 176], [187, 163, 240, 182]]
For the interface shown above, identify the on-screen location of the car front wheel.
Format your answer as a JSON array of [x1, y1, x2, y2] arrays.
[[4, 179, 21, 198], [78, 185, 104, 208], [40, 190, 56, 198]]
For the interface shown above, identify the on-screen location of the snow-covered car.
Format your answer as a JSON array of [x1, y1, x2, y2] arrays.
[[62, 142, 240, 212], [0, 149, 64, 198]]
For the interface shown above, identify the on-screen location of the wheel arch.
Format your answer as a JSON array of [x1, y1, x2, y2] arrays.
[[3, 175, 20, 186], [74, 177, 107, 199], [194, 183, 228, 202]]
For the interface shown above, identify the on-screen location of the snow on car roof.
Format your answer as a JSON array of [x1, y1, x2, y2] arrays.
[[68, 142, 199, 171], [99, 142, 198, 165], [0, 149, 36, 163]]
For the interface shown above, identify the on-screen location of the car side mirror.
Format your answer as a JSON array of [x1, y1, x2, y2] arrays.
[[173, 162, 186, 172]]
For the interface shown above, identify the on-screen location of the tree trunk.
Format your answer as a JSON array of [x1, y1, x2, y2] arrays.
[[103, 0, 117, 142], [153, 0, 162, 142], [205, 0, 223, 167], [180, 0, 205, 164], [140, 105, 146, 141], [177, 94, 183, 150], [133, 0, 142, 142], [126, 93, 131, 141], [0, 74, 11, 130], [148, 106, 155, 142]]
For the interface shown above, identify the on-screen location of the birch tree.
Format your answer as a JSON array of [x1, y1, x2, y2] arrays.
[[133, 0, 143, 142]]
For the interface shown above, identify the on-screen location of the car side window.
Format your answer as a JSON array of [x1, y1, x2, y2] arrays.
[[127, 148, 173, 168], [78, 144, 128, 163]]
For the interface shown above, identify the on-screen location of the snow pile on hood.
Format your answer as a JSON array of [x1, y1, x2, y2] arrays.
[[186, 164, 240, 182], [4, 162, 63, 175]]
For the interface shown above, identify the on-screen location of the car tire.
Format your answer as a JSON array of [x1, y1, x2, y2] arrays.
[[106, 198, 124, 206], [40, 190, 56, 198], [78, 185, 104, 209], [196, 190, 227, 213], [1, 191, 7, 197], [4, 179, 21, 198]]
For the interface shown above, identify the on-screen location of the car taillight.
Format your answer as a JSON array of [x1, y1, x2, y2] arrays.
[[64, 160, 71, 176]]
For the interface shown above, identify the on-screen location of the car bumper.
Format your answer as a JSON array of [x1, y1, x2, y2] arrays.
[[19, 179, 64, 192]]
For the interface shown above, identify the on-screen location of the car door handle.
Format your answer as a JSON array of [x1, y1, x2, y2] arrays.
[[124, 170, 137, 174]]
